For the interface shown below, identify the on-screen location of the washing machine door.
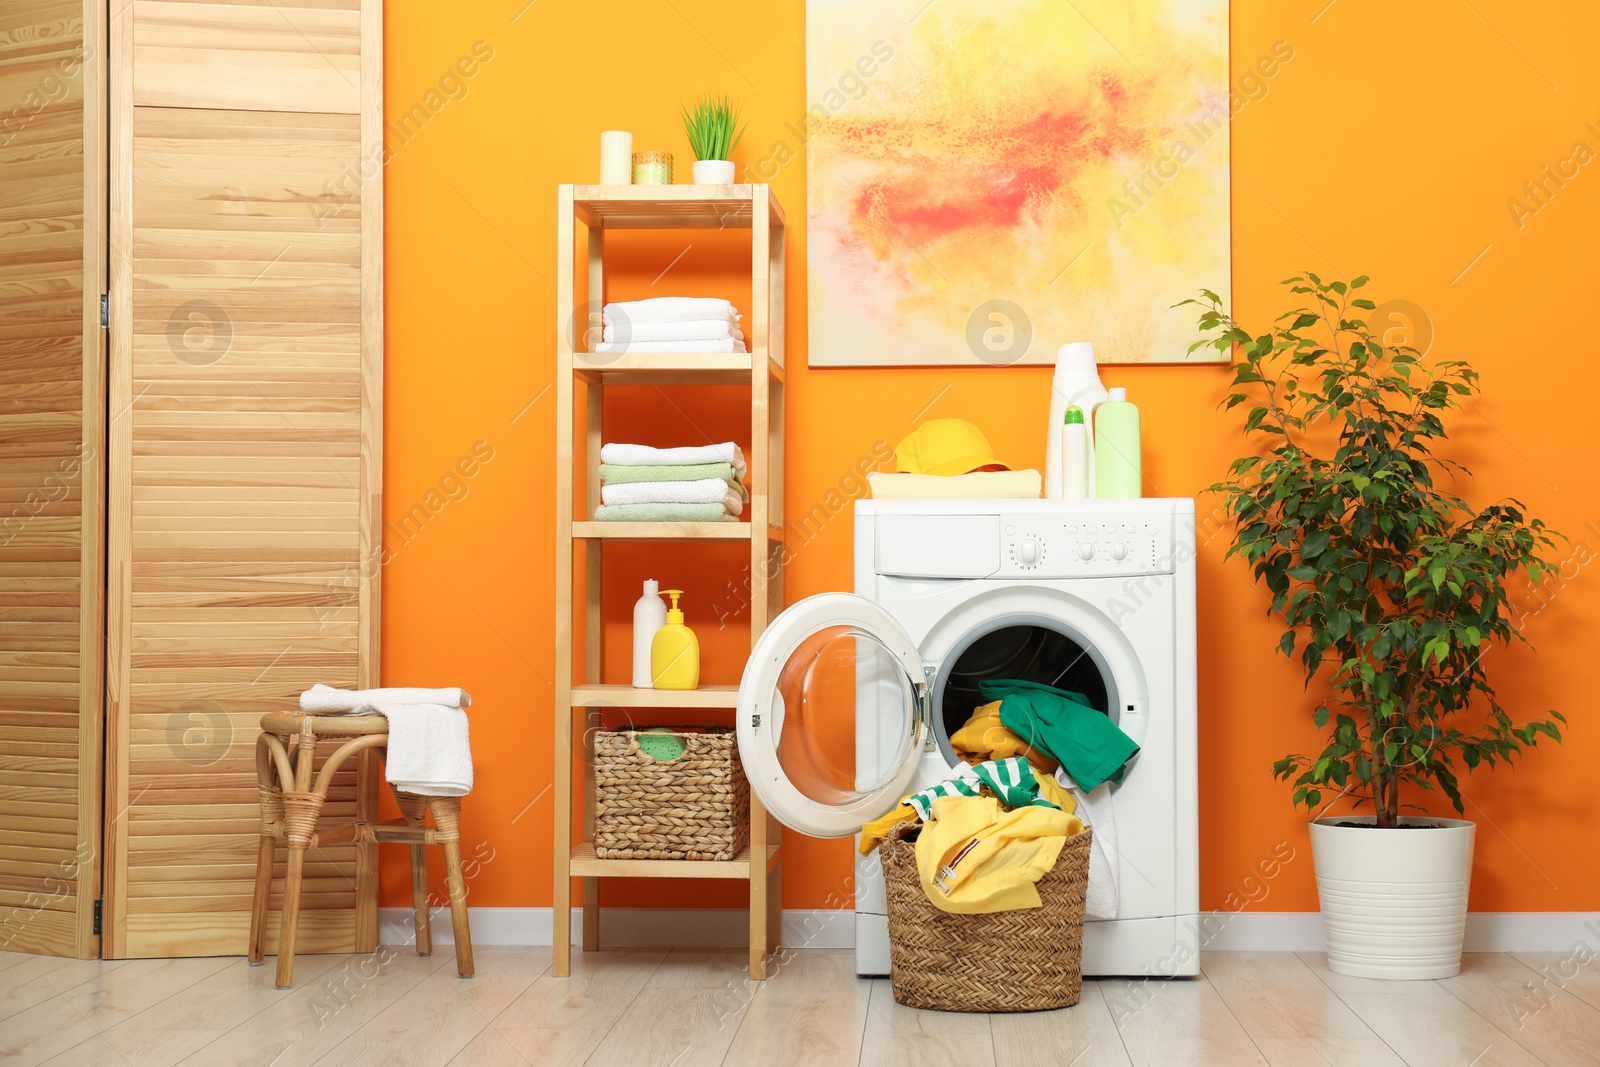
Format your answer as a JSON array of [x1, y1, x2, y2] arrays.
[[737, 592, 928, 838]]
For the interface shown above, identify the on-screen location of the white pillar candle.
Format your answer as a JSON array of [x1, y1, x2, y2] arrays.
[[599, 131, 633, 184]]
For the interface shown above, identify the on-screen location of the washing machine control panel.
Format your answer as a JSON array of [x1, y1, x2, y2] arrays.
[[1001, 515, 1174, 577]]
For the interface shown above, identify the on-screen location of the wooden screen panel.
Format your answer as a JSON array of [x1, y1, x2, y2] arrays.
[[131, 0, 361, 114], [106, 104, 374, 957], [0, 0, 105, 959]]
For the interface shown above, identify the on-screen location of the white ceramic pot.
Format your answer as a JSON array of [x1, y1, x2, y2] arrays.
[[692, 159, 735, 184], [1309, 815, 1475, 979]]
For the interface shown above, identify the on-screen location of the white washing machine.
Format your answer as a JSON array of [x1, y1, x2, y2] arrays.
[[736, 498, 1199, 976]]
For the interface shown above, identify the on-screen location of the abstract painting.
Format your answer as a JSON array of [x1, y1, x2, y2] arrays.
[[805, 0, 1231, 365]]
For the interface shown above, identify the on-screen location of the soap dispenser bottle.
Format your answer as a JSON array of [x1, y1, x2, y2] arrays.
[[632, 579, 667, 688], [650, 590, 700, 690], [1094, 387, 1142, 498]]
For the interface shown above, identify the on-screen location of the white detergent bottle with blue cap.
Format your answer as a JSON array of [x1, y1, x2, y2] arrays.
[[1044, 342, 1110, 498]]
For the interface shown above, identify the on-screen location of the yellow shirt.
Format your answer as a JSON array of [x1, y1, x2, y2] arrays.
[[950, 700, 1060, 775], [916, 795, 1083, 913]]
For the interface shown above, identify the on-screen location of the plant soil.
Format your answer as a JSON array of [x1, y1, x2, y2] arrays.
[[1330, 821, 1445, 830]]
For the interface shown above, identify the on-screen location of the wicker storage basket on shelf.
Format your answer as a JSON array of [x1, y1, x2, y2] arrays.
[[879, 821, 1093, 1012], [592, 726, 750, 861]]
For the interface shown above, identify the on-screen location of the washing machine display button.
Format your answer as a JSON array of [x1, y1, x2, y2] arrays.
[[1110, 542, 1129, 560], [1076, 542, 1096, 561]]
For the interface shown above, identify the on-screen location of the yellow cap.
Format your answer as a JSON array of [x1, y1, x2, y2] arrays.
[[895, 419, 1013, 476], [663, 589, 684, 624]]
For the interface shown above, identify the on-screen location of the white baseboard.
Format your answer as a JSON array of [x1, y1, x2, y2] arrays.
[[380, 907, 1599, 953]]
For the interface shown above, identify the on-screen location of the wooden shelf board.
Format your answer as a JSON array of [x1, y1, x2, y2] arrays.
[[570, 184, 784, 230], [572, 521, 755, 541], [572, 350, 767, 385], [570, 842, 776, 879], [571, 684, 738, 709]]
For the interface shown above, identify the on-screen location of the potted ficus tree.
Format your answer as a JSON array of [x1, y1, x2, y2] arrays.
[[682, 94, 745, 184], [1183, 273, 1566, 979]]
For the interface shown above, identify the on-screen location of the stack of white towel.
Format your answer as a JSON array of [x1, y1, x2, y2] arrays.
[[595, 297, 746, 354], [301, 684, 473, 797], [595, 441, 749, 523]]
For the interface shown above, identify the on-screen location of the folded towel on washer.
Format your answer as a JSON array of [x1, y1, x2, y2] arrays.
[[592, 502, 734, 522], [598, 460, 737, 485], [601, 319, 744, 343], [300, 684, 472, 715], [372, 702, 473, 797], [866, 470, 1041, 500], [593, 338, 747, 355], [600, 442, 747, 480], [603, 297, 738, 325], [299, 684, 474, 798], [1058, 769, 1119, 919]]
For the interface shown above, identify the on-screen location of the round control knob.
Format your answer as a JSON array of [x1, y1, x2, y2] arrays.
[[1016, 538, 1041, 566], [1076, 542, 1096, 561], [1111, 542, 1129, 561]]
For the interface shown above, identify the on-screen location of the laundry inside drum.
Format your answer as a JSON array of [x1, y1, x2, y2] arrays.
[[939, 624, 1112, 745]]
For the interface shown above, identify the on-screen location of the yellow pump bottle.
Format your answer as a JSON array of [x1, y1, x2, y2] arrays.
[[650, 590, 700, 690]]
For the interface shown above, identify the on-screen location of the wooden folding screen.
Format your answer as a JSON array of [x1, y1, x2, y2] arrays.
[[101, 0, 382, 957], [0, 0, 107, 960]]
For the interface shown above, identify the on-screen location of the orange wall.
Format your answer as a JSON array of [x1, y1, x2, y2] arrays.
[[382, 1, 1599, 915]]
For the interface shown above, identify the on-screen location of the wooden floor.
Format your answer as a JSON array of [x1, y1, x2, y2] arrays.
[[1, 947, 1595, 1066]]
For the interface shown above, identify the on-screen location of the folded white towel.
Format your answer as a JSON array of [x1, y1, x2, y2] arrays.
[[602, 319, 744, 343], [373, 703, 473, 797], [593, 338, 746, 355], [300, 684, 472, 714], [600, 442, 747, 480], [1058, 769, 1119, 920], [723, 489, 743, 517], [604, 297, 737, 325], [601, 477, 734, 507]]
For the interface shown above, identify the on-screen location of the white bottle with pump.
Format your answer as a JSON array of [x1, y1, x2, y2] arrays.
[[632, 579, 667, 688], [1044, 342, 1111, 498]]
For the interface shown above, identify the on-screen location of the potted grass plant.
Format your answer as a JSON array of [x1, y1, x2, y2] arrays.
[[1183, 273, 1566, 979], [682, 94, 745, 184]]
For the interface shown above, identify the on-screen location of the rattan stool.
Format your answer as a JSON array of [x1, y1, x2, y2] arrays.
[[249, 711, 475, 988]]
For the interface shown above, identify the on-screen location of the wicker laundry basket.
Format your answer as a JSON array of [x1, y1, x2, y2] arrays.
[[880, 821, 1092, 1012], [592, 726, 750, 861]]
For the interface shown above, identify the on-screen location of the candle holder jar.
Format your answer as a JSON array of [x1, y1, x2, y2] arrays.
[[632, 152, 674, 185]]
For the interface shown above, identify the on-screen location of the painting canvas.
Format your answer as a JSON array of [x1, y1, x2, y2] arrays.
[[804, 0, 1231, 366]]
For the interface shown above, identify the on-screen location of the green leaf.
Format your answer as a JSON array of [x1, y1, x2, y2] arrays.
[[1301, 530, 1331, 559], [1314, 706, 1330, 729]]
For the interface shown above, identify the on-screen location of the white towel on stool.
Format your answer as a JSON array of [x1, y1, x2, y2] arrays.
[[372, 702, 473, 797], [1058, 769, 1119, 920], [299, 685, 474, 797], [300, 684, 471, 714]]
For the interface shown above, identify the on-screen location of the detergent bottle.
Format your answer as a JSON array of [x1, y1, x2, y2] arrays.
[[632, 579, 667, 688], [1044, 342, 1110, 498], [650, 590, 700, 690], [1094, 387, 1142, 498]]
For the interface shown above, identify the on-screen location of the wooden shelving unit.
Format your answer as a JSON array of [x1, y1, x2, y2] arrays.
[[553, 184, 786, 980]]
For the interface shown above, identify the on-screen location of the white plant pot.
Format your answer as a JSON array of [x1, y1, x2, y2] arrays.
[[1309, 815, 1475, 979], [692, 159, 735, 184]]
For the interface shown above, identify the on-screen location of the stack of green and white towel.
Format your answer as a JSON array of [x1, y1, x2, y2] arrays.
[[595, 441, 749, 522]]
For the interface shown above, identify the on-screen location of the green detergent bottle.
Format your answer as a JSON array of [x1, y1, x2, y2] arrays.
[[1094, 387, 1141, 498]]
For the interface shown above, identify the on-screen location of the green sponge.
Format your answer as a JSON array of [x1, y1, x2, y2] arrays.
[[636, 727, 687, 763]]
